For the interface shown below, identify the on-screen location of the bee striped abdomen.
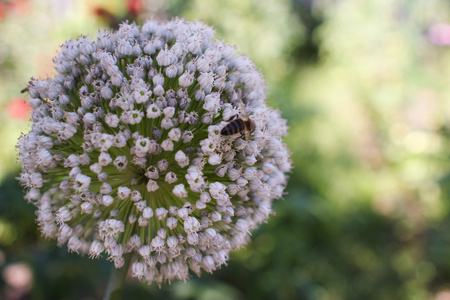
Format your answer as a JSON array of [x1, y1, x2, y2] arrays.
[[221, 119, 246, 136]]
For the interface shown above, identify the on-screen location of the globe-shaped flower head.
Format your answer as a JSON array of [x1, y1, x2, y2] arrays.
[[18, 18, 291, 285]]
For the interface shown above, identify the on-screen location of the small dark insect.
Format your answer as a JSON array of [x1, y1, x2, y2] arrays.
[[221, 102, 255, 140]]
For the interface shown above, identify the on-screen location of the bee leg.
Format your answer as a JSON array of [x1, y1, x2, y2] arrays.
[[240, 131, 250, 142]]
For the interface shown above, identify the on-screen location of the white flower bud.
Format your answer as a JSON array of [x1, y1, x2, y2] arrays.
[[155, 207, 168, 220], [81, 202, 94, 214], [179, 71, 194, 87], [132, 262, 147, 278], [201, 113, 214, 124], [83, 113, 96, 124], [215, 165, 227, 177], [168, 128, 181, 142], [145, 166, 159, 179], [146, 104, 161, 118], [56, 207, 72, 223], [102, 195, 114, 206], [161, 117, 174, 130], [157, 228, 167, 239], [177, 207, 189, 220], [105, 113, 120, 127], [64, 112, 80, 124], [182, 131, 194, 143], [174, 150, 189, 168], [227, 184, 240, 195], [245, 155, 257, 165], [101, 86, 114, 99], [208, 153, 222, 165], [130, 190, 142, 202], [173, 184, 188, 198], [135, 200, 147, 212], [128, 215, 137, 224], [200, 192, 211, 203], [88, 240, 104, 258], [204, 228, 216, 240], [157, 159, 169, 171], [138, 216, 148, 227], [187, 233, 199, 245], [156, 48, 173, 66], [166, 217, 178, 230], [153, 84, 165, 96], [167, 236, 178, 248], [163, 107, 175, 118], [113, 156, 128, 171], [228, 168, 241, 181], [147, 180, 159, 192], [74, 173, 91, 192], [113, 134, 127, 148], [98, 152, 113, 166], [235, 219, 248, 232], [184, 216, 201, 234], [165, 172, 178, 184], [225, 207, 234, 216], [118, 186, 131, 199], [211, 211, 222, 222], [78, 153, 90, 165], [196, 200, 206, 209], [165, 64, 178, 78], [237, 177, 248, 187], [142, 207, 154, 219]]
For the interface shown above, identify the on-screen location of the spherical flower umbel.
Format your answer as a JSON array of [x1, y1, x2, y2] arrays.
[[18, 18, 291, 285]]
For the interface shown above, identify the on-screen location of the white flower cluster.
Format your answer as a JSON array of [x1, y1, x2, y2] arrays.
[[18, 18, 291, 285]]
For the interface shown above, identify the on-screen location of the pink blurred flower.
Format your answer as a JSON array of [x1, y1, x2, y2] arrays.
[[428, 23, 450, 46], [6, 97, 30, 120]]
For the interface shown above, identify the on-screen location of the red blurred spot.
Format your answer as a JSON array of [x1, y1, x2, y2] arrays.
[[93, 0, 145, 29], [6, 97, 30, 120], [93, 7, 112, 18], [127, 0, 144, 15], [92, 7, 121, 28], [0, 0, 29, 21]]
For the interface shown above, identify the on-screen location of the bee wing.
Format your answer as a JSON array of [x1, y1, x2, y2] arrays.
[[238, 102, 250, 121]]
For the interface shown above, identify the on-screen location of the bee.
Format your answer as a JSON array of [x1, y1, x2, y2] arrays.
[[221, 102, 255, 140]]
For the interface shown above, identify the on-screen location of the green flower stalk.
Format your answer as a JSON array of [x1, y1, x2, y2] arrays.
[[17, 18, 292, 285]]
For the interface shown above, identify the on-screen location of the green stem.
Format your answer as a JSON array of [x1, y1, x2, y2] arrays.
[[102, 253, 133, 300]]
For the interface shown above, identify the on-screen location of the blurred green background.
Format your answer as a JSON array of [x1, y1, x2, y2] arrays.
[[2, 0, 450, 299]]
